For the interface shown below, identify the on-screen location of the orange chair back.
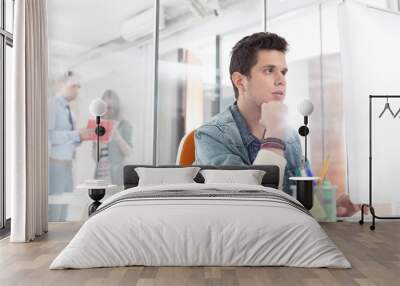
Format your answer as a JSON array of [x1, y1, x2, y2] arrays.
[[176, 130, 196, 166]]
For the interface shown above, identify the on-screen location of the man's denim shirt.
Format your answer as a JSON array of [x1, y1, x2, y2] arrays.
[[195, 103, 304, 195]]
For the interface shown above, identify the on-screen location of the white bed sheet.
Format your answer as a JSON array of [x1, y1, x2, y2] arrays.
[[50, 183, 351, 269]]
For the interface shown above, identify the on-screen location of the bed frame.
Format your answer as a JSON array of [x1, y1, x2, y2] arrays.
[[123, 165, 280, 189]]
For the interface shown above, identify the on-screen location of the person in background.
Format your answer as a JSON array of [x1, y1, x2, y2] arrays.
[[48, 71, 92, 195], [92, 89, 132, 185]]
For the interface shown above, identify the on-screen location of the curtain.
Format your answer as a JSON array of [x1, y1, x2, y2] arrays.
[[10, 0, 48, 242]]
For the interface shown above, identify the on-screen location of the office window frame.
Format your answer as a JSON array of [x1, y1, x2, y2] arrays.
[[0, 0, 13, 235]]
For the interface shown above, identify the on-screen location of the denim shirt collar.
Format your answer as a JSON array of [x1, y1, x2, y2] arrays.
[[229, 102, 260, 147]]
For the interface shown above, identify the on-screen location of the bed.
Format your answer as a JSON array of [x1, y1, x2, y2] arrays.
[[50, 165, 351, 269]]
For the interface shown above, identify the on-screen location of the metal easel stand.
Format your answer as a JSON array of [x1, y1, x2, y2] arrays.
[[359, 95, 400, 230]]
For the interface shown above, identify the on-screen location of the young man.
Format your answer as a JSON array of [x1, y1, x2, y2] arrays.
[[195, 32, 363, 217]]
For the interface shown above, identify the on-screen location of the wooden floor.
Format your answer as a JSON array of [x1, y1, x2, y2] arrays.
[[0, 221, 399, 286]]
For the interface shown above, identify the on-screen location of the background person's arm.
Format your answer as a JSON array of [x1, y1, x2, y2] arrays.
[[112, 120, 133, 157], [48, 98, 81, 146], [48, 130, 81, 145], [49, 127, 91, 145]]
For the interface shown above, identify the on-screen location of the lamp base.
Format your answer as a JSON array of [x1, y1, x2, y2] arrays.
[[88, 188, 106, 215], [296, 180, 314, 210]]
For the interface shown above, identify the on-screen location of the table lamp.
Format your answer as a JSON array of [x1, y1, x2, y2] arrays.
[[89, 98, 107, 162], [297, 99, 314, 163], [290, 99, 319, 210]]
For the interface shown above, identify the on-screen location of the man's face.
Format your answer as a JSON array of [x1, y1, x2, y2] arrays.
[[239, 49, 287, 106], [62, 83, 81, 102]]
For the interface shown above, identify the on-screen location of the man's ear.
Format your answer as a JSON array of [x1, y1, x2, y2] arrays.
[[231, 72, 247, 94]]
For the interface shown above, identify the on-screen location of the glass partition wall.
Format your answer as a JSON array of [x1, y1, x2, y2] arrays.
[[47, 0, 154, 221], [47, 0, 399, 221], [156, 0, 263, 164]]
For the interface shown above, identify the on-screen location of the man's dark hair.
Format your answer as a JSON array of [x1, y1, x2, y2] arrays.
[[229, 32, 288, 99]]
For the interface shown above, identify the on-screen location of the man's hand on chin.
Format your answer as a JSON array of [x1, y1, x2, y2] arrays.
[[259, 101, 288, 140]]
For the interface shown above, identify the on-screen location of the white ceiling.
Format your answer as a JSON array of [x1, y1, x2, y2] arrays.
[[48, 0, 351, 66], [48, 0, 391, 52], [48, 0, 328, 48], [47, 0, 186, 48]]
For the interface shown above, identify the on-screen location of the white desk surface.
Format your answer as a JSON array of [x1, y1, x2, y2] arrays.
[[76, 184, 117, 190], [289, 176, 320, 181]]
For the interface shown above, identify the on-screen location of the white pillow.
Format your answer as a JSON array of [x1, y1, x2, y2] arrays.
[[135, 167, 200, 186], [200, 169, 266, 185]]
